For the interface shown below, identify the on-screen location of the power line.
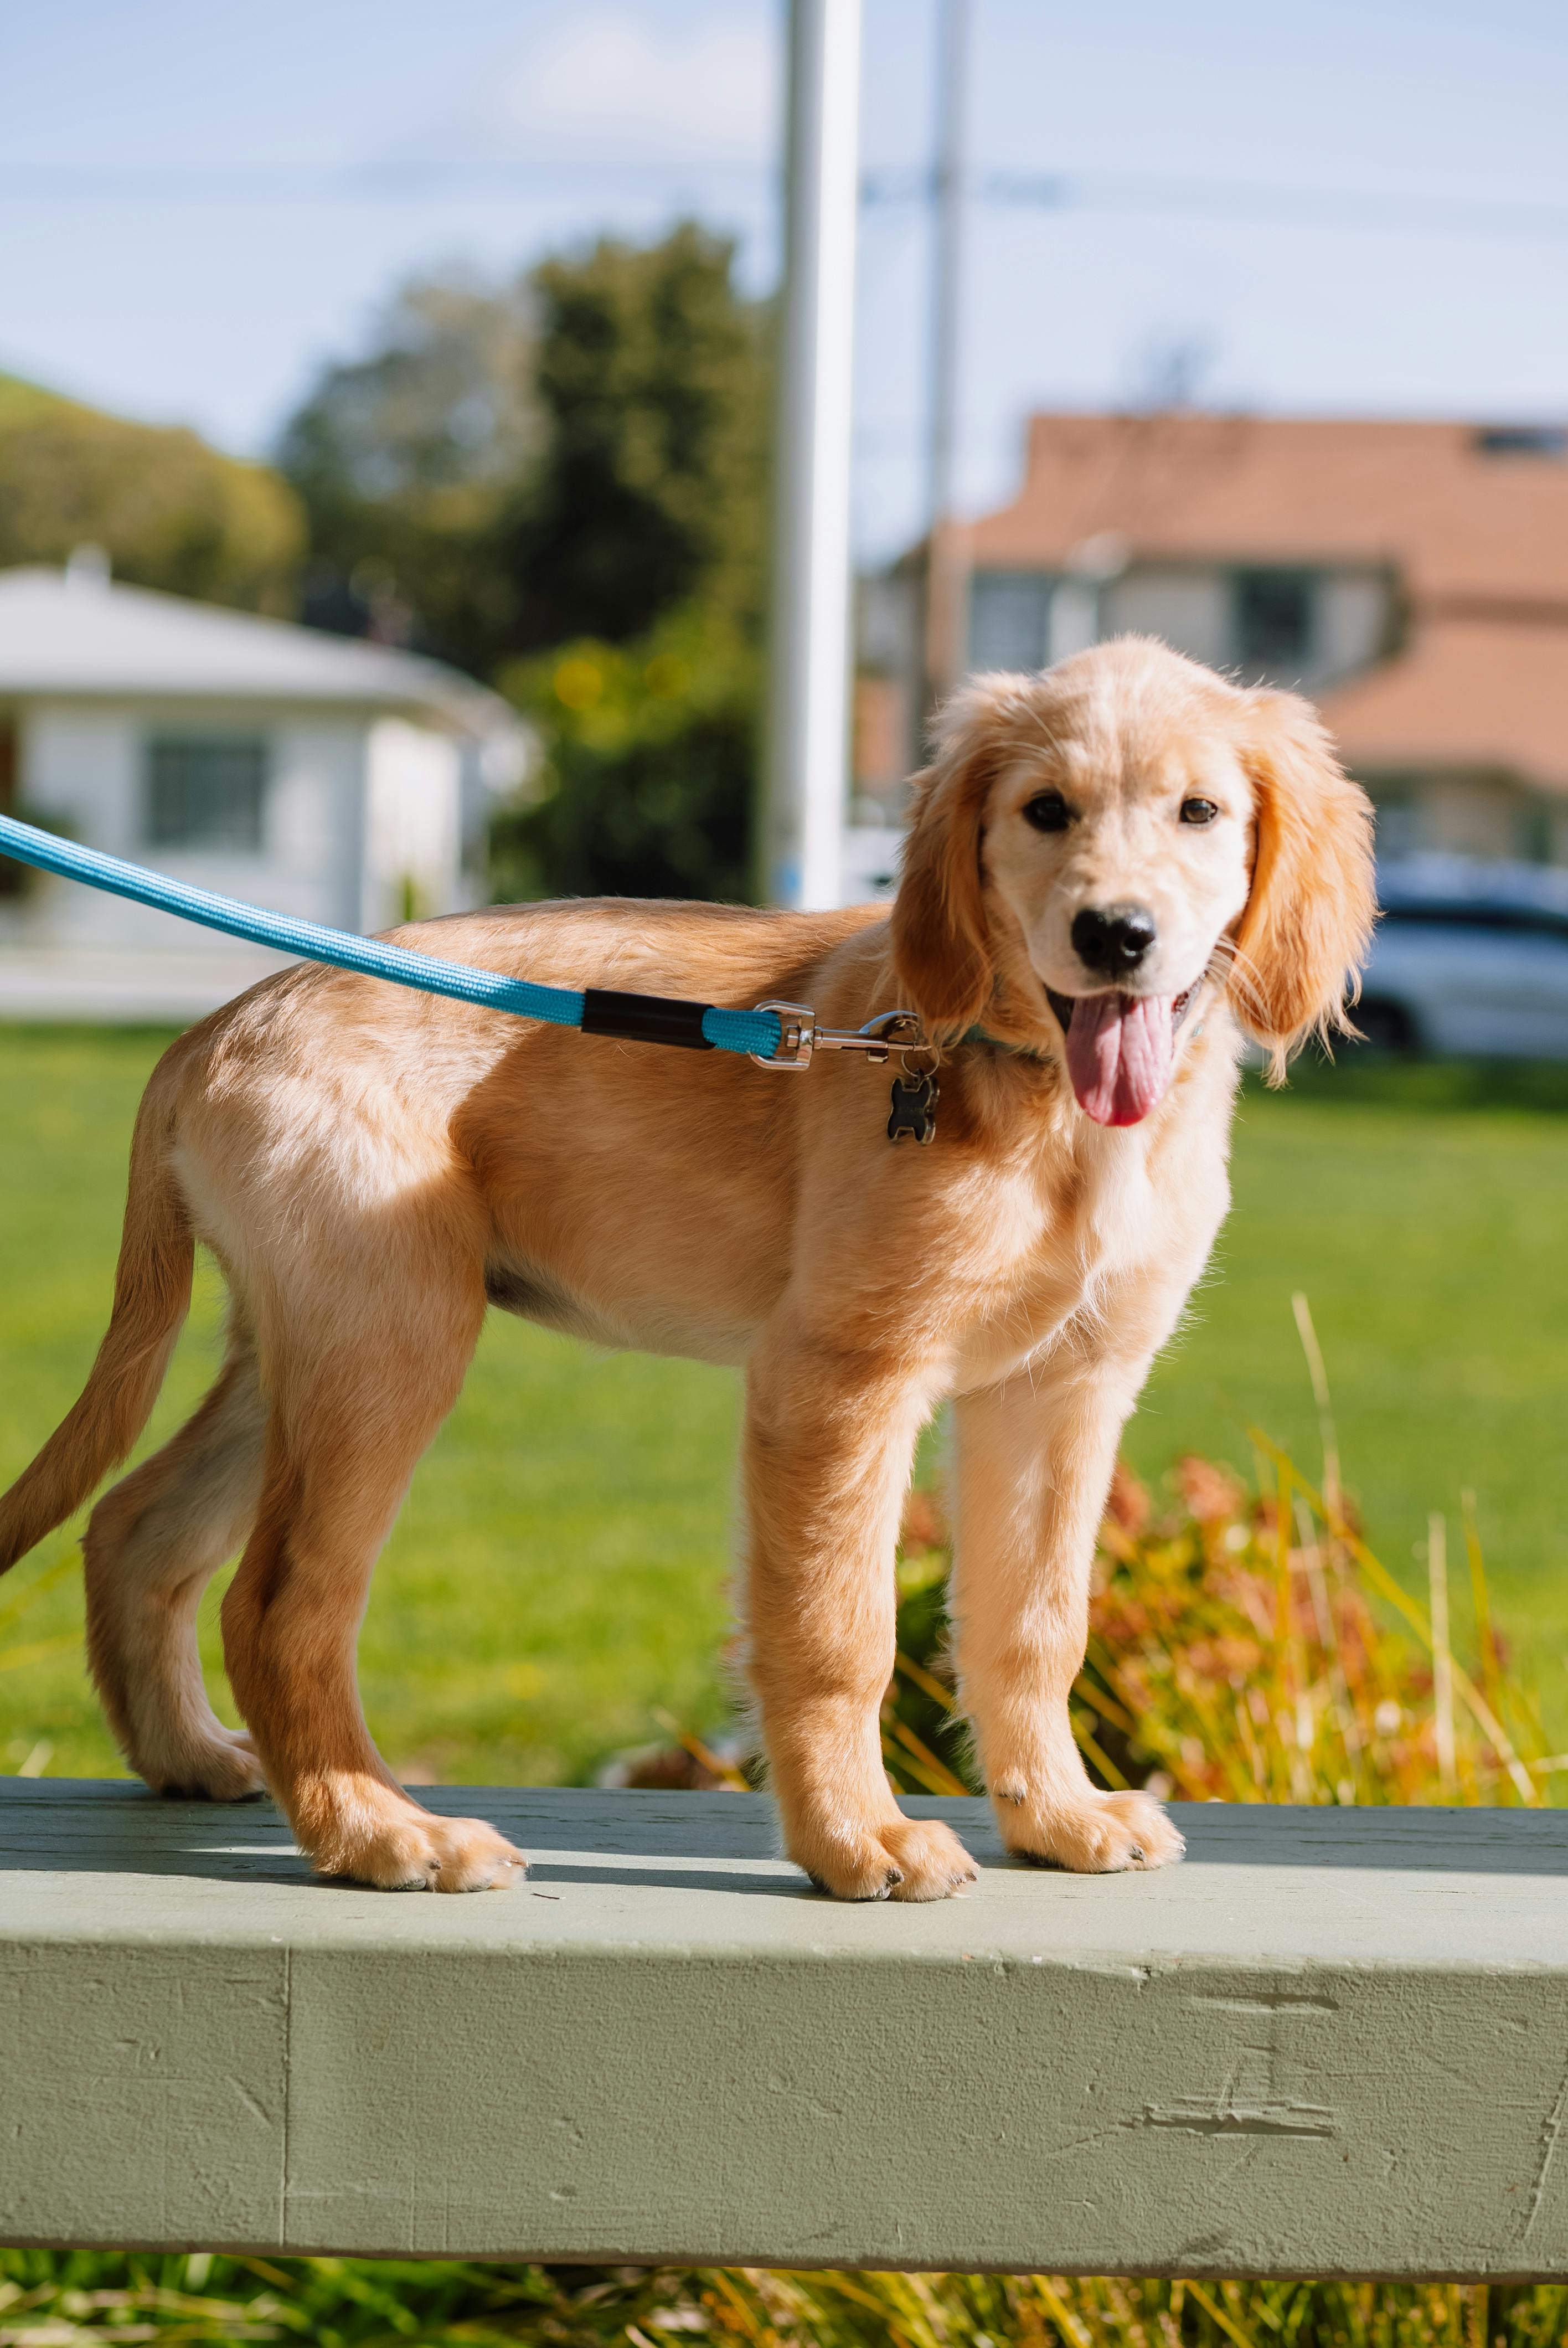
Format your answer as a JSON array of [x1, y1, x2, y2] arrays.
[[866, 166, 1568, 242], [0, 159, 1564, 241], [1, 157, 1565, 244], [0, 160, 772, 205]]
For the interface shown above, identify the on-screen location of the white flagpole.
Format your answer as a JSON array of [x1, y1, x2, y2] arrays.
[[763, 0, 864, 911]]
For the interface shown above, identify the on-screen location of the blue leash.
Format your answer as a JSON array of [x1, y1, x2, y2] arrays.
[[0, 812, 783, 1062]]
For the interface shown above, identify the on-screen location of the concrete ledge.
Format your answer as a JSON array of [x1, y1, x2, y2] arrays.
[[4, 1780, 1568, 2277]]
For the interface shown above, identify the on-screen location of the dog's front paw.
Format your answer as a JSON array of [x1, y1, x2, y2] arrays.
[[318, 1807, 527, 1892], [1001, 1785, 1183, 1874], [795, 1812, 978, 1902]]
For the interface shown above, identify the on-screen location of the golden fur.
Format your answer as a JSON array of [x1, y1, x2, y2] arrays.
[[0, 640, 1374, 1897]]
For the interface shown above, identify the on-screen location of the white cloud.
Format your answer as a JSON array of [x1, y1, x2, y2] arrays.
[[476, 4, 780, 168]]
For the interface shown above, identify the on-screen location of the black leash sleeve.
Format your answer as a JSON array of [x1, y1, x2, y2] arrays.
[[579, 988, 715, 1051]]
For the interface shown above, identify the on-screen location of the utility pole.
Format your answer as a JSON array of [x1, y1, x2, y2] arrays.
[[762, 0, 864, 910], [922, 0, 971, 714]]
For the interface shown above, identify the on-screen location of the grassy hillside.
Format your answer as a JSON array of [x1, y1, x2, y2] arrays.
[[0, 370, 302, 611], [0, 370, 72, 424]]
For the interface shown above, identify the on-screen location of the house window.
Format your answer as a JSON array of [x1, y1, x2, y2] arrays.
[[968, 573, 1055, 672], [1235, 570, 1314, 677], [1475, 426, 1567, 460], [145, 734, 267, 851]]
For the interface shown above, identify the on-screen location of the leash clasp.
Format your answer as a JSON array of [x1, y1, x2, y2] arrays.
[[751, 1000, 817, 1069], [750, 1003, 925, 1071]]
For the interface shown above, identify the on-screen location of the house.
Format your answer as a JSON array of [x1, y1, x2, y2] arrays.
[[0, 555, 529, 1019], [859, 414, 1568, 868]]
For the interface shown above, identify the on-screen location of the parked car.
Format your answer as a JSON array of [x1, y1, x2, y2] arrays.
[[1356, 855, 1568, 1058]]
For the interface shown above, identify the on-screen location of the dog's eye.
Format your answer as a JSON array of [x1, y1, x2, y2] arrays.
[[1179, 797, 1219, 826], [1022, 791, 1072, 833]]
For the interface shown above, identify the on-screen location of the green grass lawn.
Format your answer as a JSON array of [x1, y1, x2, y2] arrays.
[[3, 1025, 1568, 1780], [0, 1027, 741, 1784], [1126, 1053, 1568, 1740]]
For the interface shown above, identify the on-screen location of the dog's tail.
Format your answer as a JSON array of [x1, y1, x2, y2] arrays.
[[0, 1064, 194, 1576]]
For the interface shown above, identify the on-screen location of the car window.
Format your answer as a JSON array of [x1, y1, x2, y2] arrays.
[[1379, 904, 1568, 941]]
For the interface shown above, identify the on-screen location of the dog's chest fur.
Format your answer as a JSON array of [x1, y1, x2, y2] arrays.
[[946, 1047, 1234, 1394]]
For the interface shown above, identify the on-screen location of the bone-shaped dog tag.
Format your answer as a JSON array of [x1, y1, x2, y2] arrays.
[[888, 1070, 938, 1144]]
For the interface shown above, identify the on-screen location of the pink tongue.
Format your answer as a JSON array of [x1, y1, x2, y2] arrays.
[[1063, 993, 1177, 1127]]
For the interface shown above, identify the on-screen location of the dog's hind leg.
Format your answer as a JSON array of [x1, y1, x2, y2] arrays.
[[218, 1221, 523, 1891], [84, 1322, 268, 1800]]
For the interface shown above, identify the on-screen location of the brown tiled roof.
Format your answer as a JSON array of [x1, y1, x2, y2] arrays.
[[965, 413, 1568, 792], [1323, 619, 1568, 795], [968, 414, 1568, 603]]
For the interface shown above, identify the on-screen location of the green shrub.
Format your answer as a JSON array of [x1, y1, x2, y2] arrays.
[[491, 605, 758, 904]]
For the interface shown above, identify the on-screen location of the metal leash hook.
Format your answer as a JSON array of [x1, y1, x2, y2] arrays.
[[748, 1002, 925, 1070], [750, 1002, 940, 1143]]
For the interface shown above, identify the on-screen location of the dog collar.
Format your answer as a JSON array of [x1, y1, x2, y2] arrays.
[[960, 1027, 1050, 1062]]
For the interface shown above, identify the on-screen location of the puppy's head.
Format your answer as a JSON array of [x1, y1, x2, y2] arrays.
[[890, 636, 1375, 1125]]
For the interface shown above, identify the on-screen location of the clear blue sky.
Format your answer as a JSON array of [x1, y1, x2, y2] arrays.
[[2, 0, 1565, 558]]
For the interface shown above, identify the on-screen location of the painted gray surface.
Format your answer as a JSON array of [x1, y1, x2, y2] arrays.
[[4, 1779, 1568, 2275]]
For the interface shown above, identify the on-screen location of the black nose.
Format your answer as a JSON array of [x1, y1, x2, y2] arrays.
[[1071, 903, 1157, 976]]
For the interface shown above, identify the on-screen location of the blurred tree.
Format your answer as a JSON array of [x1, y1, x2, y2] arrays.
[[492, 224, 768, 902], [0, 374, 302, 613], [508, 222, 767, 651], [491, 605, 757, 905], [278, 224, 769, 901], [276, 271, 540, 664]]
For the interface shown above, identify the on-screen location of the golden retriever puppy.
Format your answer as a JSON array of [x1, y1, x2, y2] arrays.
[[0, 639, 1373, 1898]]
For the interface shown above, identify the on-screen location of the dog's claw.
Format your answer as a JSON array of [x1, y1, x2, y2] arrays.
[[310, 1810, 527, 1892], [999, 1787, 1183, 1875], [792, 1815, 977, 1903]]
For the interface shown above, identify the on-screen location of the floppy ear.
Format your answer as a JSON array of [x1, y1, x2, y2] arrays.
[[889, 679, 1013, 1036], [1230, 689, 1376, 1078]]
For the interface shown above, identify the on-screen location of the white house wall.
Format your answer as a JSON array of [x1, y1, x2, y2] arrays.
[[1316, 575, 1389, 686], [1423, 776, 1534, 862], [964, 564, 1394, 699], [6, 699, 369, 952], [18, 702, 137, 854], [363, 718, 463, 930], [269, 717, 368, 930], [1102, 569, 1232, 670]]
